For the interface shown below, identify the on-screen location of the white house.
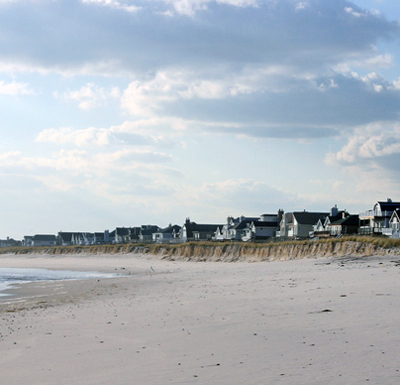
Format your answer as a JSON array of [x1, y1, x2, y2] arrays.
[[359, 199, 400, 235], [152, 225, 181, 243]]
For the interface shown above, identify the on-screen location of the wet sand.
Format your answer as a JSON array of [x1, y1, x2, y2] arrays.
[[1, 253, 400, 384]]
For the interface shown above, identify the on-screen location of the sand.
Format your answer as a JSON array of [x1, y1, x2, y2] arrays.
[[0, 252, 400, 385]]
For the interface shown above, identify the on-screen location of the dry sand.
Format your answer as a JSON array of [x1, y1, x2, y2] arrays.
[[0, 253, 400, 385]]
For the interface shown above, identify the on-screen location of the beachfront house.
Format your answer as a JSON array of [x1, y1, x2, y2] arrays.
[[240, 213, 282, 241], [280, 211, 329, 239], [241, 221, 279, 241], [311, 206, 350, 238], [152, 224, 182, 243], [114, 227, 131, 244], [180, 218, 222, 242], [139, 225, 161, 242], [359, 199, 400, 235], [387, 209, 400, 239], [326, 215, 359, 237], [32, 234, 57, 247], [0, 237, 21, 248], [22, 236, 33, 247], [215, 216, 261, 241], [93, 232, 105, 244]]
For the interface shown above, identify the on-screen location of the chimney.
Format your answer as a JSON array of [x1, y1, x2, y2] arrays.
[[331, 204, 338, 217]]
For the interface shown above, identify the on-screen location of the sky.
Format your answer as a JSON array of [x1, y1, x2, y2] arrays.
[[1, 0, 400, 238]]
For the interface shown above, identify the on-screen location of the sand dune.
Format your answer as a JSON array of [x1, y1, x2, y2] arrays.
[[1, 253, 399, 384]]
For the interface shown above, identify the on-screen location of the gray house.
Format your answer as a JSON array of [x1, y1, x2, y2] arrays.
[[280, 211, 329, 239], [180, 218, 222, 242], [32, 234, 57, 247]]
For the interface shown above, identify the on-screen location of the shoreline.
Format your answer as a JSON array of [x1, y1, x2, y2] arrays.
[[1, 253, 400, 384]]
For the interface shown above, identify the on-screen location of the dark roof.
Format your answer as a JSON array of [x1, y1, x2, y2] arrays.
[[293, 212, 329, 225], [184, 222, 222, 237], [251, 221, 279, 227], [377, 201, 400, 211], [160, 225, 181, 234], [33, 234, 57, 241], [330, 215, 359, 226], [191, 224, 222, 232], [328, 211, 348, 222], [140, 225, 160, 236], [115, 227, 130, 236], [233, 219, 255, 230], [58, 232, 80, 242]]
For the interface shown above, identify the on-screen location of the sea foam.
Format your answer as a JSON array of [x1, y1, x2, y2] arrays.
[[0, 268, 120, 297]]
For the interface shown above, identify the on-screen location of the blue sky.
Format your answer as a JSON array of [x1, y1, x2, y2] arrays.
[[1, 0, 400, 238]]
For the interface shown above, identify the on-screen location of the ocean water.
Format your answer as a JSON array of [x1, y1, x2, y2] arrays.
[[0, 268, 120, 297]]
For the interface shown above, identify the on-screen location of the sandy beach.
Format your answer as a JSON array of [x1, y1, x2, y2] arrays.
[[1, 253, 399, 385]]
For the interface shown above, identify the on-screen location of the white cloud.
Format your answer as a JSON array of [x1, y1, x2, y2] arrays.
[[36, 119, 185, 147], [55, 83, 120, 109], [158, 0, 258, 17], [120, 65, 314, 117], [344, 6, 369, 18], [0, 80, 34, 96], [326, 123, 400, 166], [37, 127, 114, 147], [295, 2, 308, 12], [81, 0, 140, 12], [334, 54, 394, 74], [0, 147, 174, 198], [392, 78, 400, 90]]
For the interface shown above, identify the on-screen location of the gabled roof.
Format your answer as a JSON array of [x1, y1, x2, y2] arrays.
[[233, 219, 255, 230], [159, 225, 181, 234], [390, 209, 400, 222], [293, 212, 329, 225]]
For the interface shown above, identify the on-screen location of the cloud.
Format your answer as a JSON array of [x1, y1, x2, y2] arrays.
[[119, 68, 400, 140], [326, 123, 400, 168], [0, 0, 397, 77], [36, 120, 181, 147], [81, 0, 140, 12], [120, 69, 262, 117], [55, 83, 120, 109], [0, 147, 173, 177], [157, 0, 259, 17], [0, 80, 34, 95], [295, 2, 308, 12], [37, 127, 111, 146]]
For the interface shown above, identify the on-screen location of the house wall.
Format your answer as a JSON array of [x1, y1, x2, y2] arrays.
[[293, 218, 314, 238], [32, 240, 57, 247], [254, 226, 276, 238]]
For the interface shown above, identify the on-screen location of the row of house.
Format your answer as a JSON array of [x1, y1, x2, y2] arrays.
[[3, 199, 400, 248]]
